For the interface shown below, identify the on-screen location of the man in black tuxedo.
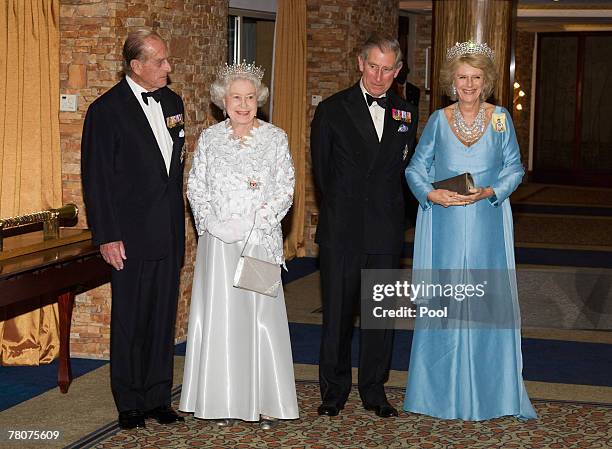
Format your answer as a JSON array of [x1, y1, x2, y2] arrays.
[[311, 35, 418, 418], [81, 30, 185, 429]]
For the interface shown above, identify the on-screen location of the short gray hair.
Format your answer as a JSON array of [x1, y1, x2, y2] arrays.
[[122, 29, 164, 75], [210, 69, 269, 111], [359, 34, 403, 68]]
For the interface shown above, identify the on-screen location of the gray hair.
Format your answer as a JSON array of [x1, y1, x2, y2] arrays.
[[122, 29, 164, 75], [210, 71, 269, 111], [359, 34, 403, 68]]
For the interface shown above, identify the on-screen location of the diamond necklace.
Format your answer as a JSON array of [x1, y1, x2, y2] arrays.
[[453, 103, 486, 145]]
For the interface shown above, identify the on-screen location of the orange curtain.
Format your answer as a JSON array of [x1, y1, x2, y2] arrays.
[[0, 0, 62, 365], [272, 0, 307, 259]]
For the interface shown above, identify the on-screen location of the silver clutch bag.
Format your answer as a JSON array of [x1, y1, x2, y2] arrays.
[[233, 212, 281, 298], [233, 255, 281, 297]]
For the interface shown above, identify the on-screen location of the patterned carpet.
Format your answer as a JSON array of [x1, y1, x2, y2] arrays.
[[82, 381, 612, 449]]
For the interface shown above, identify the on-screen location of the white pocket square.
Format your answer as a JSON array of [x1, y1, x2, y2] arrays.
[[179, 129, 185, 137]]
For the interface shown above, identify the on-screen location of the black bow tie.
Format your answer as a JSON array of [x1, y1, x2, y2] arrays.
[[141, 89, 162, 105], [365, 93, 387, 108]]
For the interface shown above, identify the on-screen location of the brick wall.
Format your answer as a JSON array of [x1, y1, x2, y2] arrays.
[[303, 0, 400, 256], [60, 0, 227, 358], [514, 31, 535, 167]]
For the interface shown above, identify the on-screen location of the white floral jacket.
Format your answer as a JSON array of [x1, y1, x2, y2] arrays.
[[187, 119, 295, 264]]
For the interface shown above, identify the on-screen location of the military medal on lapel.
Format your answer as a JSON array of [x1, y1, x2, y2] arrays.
[[166, 113, 184, 128], [392, 108, 411, 132]]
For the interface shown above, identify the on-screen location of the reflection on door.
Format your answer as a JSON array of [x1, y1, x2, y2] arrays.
[[534, 33, 612, 187]]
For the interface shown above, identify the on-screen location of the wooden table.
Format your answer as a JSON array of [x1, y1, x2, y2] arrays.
[[0, 230, 110, 393]]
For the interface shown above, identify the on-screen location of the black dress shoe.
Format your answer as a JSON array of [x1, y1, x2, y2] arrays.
[[363, 402, 399, 418], [146, 405, 185, 424], [118, 410, 145, 429], [317, 403, 343, 417]]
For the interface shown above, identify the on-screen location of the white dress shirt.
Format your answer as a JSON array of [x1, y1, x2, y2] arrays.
[[126, 75, 174, 174], [360, 79, 385, 141]]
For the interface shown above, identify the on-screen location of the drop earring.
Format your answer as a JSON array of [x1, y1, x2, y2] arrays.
[[452, 85, 457, 97]]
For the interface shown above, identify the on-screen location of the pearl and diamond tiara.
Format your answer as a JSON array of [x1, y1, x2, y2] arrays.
[[446, 40, 495, 62], [216, 61, 264, 82]]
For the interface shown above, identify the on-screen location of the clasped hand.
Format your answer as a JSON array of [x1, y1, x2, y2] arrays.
[[209, 217, 253, 243], [427, 187, 494, 208]]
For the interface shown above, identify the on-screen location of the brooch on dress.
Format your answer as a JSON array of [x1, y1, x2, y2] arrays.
[[492, 113, 507, 133], [248, 178, 261, 190]]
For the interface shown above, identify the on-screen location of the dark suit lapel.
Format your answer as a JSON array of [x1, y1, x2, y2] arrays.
[[379, 94, 398, 153], [370, 90, 403, 170], [160, 88, 184, 176], [118, 79, 169, 178], [367, 92, 398, 171], [343, 83, 380, 155]]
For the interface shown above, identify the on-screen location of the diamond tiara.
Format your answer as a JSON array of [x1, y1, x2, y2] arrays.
[[446, 41, 495, 62], [216, 61, 265, 82]]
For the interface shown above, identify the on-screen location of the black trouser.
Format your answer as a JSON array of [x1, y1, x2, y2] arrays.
[[109, 248, 180, 413], [318, 246, 398, 407]]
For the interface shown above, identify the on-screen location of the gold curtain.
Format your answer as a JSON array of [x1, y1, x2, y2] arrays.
[[0, 0, 62, 365], [272, 0, 307, 259]]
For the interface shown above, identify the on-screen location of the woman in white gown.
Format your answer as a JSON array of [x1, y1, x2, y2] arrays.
[[179, 62, 299, 429]]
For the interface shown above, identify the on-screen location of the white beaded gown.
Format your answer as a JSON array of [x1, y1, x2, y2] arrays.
[[179, 119, 299, 421]]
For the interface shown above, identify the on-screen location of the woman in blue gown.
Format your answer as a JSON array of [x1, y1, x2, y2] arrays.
[[403, 41, 537, 421]]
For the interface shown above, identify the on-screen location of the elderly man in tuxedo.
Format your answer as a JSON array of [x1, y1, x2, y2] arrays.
[[311, 34, 418, 418], [81, 29, 185, 430]]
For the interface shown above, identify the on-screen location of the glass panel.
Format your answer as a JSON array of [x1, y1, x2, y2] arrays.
[[581, 35, 612, 173], [536, 36, 578, 171], [242, 18, 257, 64]]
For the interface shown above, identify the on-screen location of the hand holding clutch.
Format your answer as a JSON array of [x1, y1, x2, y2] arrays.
[[432, 173, 475, 196], [428, 173, 475, 207], [428, 171, 496, 207]]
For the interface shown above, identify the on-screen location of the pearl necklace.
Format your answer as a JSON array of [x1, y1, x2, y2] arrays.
[[453, 103, 486, 145]]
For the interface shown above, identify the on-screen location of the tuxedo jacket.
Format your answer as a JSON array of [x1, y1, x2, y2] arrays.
[[311, 82, 418, 254], [81, 78, 185, 262]]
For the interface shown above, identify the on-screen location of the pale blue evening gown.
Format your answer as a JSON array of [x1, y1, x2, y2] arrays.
[[403, 106, 537, 420]]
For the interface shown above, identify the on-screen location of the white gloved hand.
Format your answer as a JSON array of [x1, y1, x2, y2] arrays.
[[208, 218, 252, 244]]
